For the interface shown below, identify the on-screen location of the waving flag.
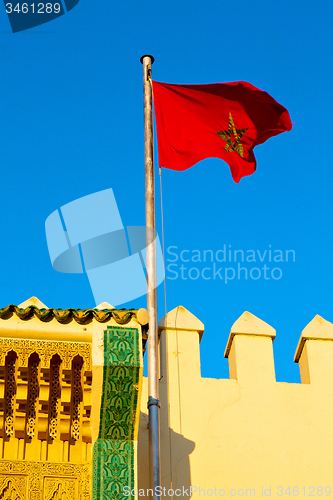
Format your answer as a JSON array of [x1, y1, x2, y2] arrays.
[[152, 81, 292, 183]]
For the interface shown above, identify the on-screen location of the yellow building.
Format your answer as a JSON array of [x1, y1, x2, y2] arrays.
[[0, 296, 148, 499], [0, 298, 332, 499]]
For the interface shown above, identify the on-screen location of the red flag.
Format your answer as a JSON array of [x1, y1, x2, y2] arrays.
[[152, 81, 292, 183]]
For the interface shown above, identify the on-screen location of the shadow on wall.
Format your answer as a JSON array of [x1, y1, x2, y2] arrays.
[[137, 411, 195, 496]]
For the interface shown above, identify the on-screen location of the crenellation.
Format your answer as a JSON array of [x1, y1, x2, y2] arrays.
[[159, 308, 281, 387], [225, 312, 276, 384], [158, 305, 204, 382], [139, 306, 333, 496]]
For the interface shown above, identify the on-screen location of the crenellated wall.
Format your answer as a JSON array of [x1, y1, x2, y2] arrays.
[[138, 307, 333, 499]]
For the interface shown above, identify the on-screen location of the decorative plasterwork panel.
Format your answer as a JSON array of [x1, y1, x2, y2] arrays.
[[71, 359, 83, 441], [48, 358, 61, 440], [4, 356, 16, 438], [26, 358, 40, 439], [0, 339, 91, 370], [43, 477, 77, 499], [0, 474, 27, 499], [0, 461, 91, 500]]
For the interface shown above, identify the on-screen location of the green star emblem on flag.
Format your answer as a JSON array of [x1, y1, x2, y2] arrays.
[[216, 112, 248, 158]]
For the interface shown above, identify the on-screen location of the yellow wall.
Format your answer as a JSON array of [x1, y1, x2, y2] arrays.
[[138, 307, 333, 499]]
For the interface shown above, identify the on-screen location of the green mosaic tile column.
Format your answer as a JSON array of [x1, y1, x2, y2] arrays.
[[93, 326, 142, 500]]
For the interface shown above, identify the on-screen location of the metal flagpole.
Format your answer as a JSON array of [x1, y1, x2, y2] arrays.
[[140, 54, 161, 499]]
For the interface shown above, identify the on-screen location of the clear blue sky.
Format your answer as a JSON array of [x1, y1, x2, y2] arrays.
[[0, 1, 332, 383]]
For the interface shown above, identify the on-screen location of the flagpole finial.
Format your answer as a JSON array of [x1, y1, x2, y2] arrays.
[[140, 54, 155, 64]]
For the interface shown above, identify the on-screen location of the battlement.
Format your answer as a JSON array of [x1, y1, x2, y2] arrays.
[[157, 306, 333, 386], [138, 306, 333, 497]]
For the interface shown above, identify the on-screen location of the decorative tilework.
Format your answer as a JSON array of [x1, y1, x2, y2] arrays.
[[93, 439, 134, 500], [93, 326, 142, 500]]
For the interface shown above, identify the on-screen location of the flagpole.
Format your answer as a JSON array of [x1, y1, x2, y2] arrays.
[[140, 54, 161, 499]]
